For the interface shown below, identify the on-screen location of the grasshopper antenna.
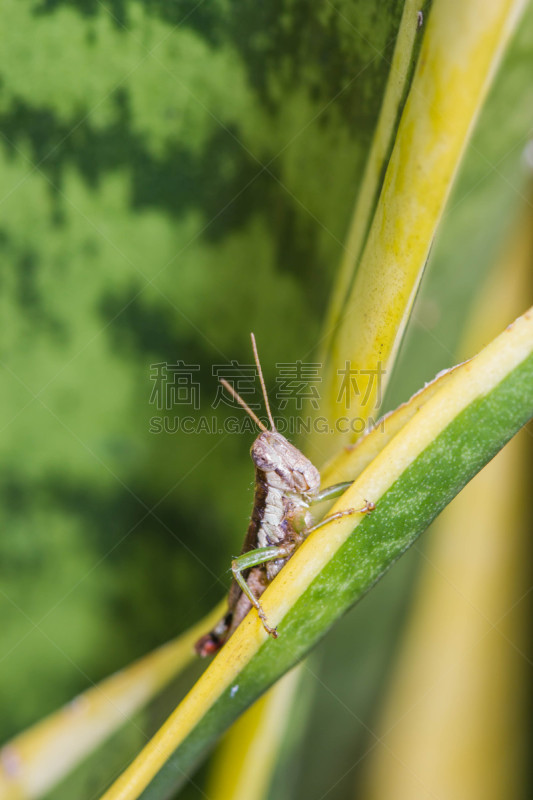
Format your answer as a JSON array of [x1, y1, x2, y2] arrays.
[[250, 332, 276, 431], [219, 379, 267, 432]]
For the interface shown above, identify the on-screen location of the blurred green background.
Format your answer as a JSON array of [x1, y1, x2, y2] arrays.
[[1, 2, 532, 798]]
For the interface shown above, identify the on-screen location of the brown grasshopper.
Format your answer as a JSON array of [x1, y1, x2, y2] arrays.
[[195, 334, 374, 656]]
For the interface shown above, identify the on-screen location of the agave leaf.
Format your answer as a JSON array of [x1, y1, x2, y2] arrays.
[[315, 0, 527, 461], [361, 187, 533, 800], [0, 604, 225, 800], [100, 308, 533, 800], [204, 668, 302, 800], [322, 0, 430, 354]]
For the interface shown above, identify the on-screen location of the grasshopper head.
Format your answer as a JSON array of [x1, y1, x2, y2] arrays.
[[251, 430, 320, 497]]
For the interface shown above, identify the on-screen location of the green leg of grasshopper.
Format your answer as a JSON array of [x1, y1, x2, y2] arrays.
[[232, 545, 293, 638], [309, 481, 375, 532], [304, 499, 375, 536], [311, 481, 353, 503], [232, 499, 375, 639]]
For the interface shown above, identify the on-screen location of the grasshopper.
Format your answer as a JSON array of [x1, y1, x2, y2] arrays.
[[195, 334, 374, 656]]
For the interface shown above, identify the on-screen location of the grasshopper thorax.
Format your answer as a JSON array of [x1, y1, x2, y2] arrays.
[[251, 430, 320, 498]]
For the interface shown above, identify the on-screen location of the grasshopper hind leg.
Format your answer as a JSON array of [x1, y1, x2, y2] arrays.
[[195, 544, 296, 655], [231, 544, 293, 638]]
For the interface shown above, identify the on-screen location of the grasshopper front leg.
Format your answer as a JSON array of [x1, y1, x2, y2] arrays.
[[232, 545, 293, 638]]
